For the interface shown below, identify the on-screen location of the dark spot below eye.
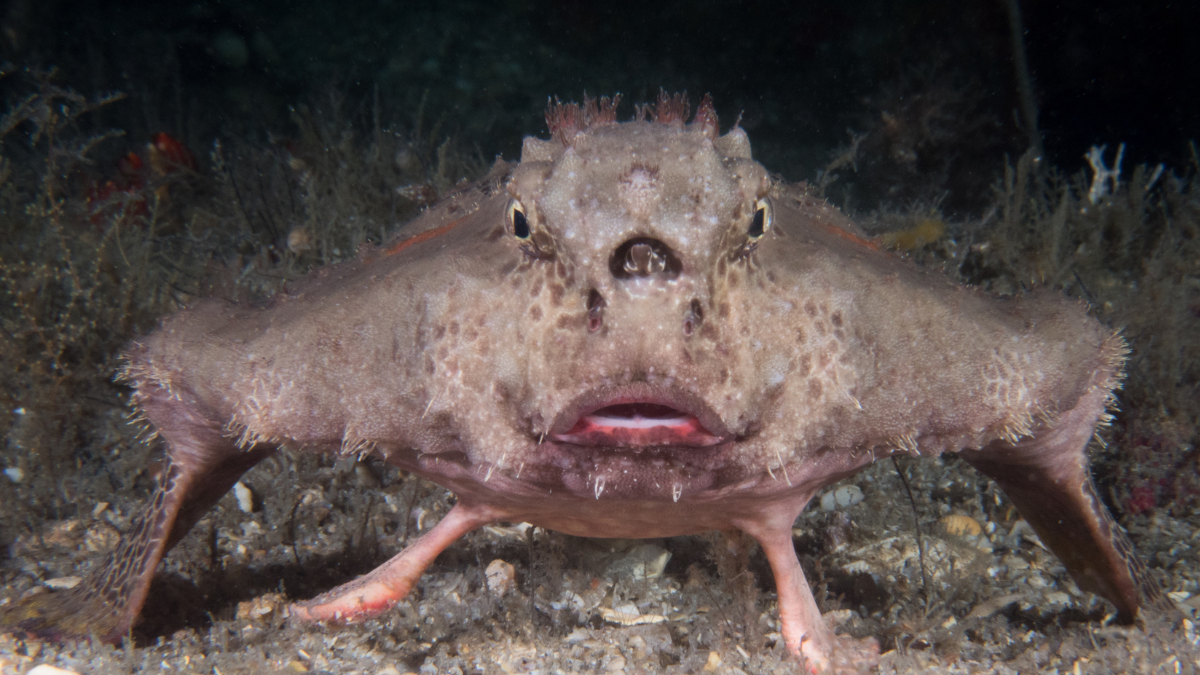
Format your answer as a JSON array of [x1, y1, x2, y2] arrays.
[[682, 299, 704, 337], [529, 305, 543, 321], [587, 289, 605, 332]]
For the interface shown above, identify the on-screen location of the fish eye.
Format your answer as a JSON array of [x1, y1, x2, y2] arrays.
[[507, 199, 531, 240], [748, 197, 772, 240]]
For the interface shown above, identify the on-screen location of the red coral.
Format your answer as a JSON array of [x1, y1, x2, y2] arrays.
[[86, 133, 194, 225], [1125, 484, 1157, 515]]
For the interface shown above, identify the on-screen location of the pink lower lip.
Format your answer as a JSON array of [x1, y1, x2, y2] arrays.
[[551, 402, 724, 447]]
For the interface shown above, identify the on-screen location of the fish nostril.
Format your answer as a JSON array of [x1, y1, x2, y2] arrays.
[[609, 237, 681, 280]]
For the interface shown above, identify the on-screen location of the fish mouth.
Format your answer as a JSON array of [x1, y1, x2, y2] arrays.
[[549, 384, 731, 448]]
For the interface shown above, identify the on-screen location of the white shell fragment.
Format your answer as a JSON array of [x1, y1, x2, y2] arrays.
[[235, 593, 284, 621], [599, 602, 666, 626], [598, 541, 672, 580], [940, 514, 984, 537], [233, 481, 255, 513], [29, 666, 82, 675], [820, 484, 864, 511]]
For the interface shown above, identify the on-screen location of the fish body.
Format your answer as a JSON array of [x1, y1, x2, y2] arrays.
[[4, 94, 1163, 673]]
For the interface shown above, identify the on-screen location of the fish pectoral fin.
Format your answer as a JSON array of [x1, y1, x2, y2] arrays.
[[1, 445, 274, 643], [2, 389, 273, 644], [961, 387, 1171, 622]]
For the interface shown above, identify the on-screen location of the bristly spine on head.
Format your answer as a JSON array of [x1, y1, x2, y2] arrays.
[[634, 90, 719, 140], [545, 94, 622, 146], [545, 90, 720, 148]]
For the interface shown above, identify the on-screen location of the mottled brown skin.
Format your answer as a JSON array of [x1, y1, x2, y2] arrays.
[[3, 95, 1164, 672]]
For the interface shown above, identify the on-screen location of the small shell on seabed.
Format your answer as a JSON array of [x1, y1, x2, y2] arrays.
[[599, 603, 667, 626], [29, 666, 81, 675], [236, 593, 285, 621], [605, 542, 672, 580], [485, 558, 516, 596], [940, 514, 983, 537], [820, 484, 865, 510], [233, 481, 255, 513], [287, 228, 314, 254]]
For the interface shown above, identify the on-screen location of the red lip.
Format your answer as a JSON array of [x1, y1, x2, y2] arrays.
[[550, 386, 729, 448]]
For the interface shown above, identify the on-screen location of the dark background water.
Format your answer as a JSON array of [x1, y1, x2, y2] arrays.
[[3, 0, 1197, 213]]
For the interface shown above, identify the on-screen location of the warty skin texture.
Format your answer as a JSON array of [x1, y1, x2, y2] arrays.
[[2, 95, 1166, 673]]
